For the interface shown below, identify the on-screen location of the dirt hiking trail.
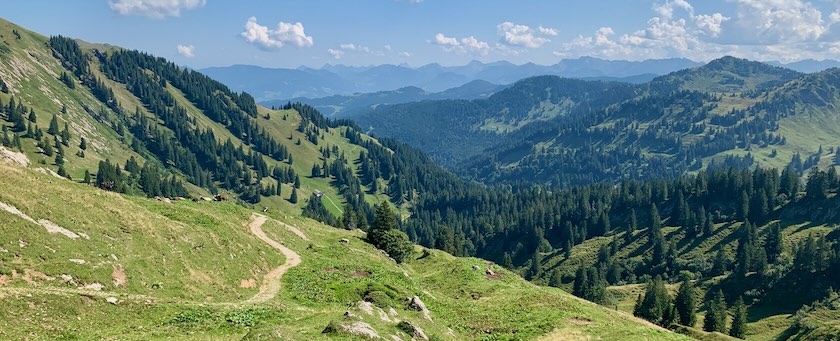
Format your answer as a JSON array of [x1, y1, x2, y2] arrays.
[[0, 213, 305, 307], [244, 214, 303, 304]]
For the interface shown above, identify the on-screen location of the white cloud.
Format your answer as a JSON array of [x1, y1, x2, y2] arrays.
[[432, 33, 490, 54], [461, 36, 490, 51], [398, 51, 412, 58], [695, 13, 729, 37], [653, 0, 694, 19], [434, 33, 460, 47], [327, 48, 344, 59], [544, 0, 840, 62], [538, 26, 559, 36], [176, 44, 195, 58], [241, 16, 314, 49], [726, 0, 828, 44], [109, 0, 205, 18], [339, 43, 371, 53], [497, 21, 550, 48], [831, 11, 840, 24]]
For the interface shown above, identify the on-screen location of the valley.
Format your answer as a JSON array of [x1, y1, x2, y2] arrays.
[[2, 2, 840, 339]]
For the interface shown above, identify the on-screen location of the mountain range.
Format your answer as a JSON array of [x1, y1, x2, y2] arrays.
[[202, 57, 840, 103]]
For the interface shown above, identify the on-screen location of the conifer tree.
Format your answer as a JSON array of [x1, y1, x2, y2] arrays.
[[61, 122, 70, 146], [704, 290, 727, 333], [634, 276, 672, 326], [83, 169, 91, 184], [289, 187, 298, 204], [527, 250, 542, 280], [711, 248, 727, 275], [48, 114, 59, 135], [675, 279, 697, 326], [549, 268, 562, 287], [730, 296, 747, 339], [502, 252, 514, 269]]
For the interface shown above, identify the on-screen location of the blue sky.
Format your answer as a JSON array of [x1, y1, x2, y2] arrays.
[[5, 0, 840, 68]]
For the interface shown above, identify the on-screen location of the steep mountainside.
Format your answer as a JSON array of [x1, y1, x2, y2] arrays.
[[0, 16, 692, 341], [0, 17, 421, 226]]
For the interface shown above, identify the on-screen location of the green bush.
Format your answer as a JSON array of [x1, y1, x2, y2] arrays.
[[371, 228, 415, 263]]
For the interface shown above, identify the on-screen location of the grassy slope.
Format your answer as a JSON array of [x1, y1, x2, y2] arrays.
[[0, 19, 145, 179], [0, 160, 689, 340]]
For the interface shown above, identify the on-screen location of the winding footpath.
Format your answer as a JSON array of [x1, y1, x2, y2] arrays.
[[244, 214, 302, 304], [0, 213, 304, 306]]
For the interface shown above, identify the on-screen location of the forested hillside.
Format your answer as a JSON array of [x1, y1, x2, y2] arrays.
[[0, 17, 441, 228], [355, 76, 639, 167], [356, 57, 840, 188]]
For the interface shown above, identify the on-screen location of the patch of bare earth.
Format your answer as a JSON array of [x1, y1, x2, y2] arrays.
[[351, 270, 370, 278], [239, 278, 257, 289], [112, 265, 127, 287], [0, 146, 30, 167], [536, 329, 592, 341]]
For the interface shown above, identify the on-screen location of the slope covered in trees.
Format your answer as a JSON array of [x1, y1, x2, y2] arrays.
[[355, 56, 840, 189], [354, 76, 639, 167]]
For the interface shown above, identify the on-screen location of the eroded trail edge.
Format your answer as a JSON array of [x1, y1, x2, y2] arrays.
[[244, 214, 302, 304]]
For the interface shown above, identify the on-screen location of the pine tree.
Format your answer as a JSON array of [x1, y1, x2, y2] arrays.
[[61, 122, 70, 146], [703, 212, 714, 236], [711, 248, 727, 275], [12, 134, 21, 151], [367, 202, 414, 263], [704, 290, 727, 333], [527, 250, 542, 280], [289, 187, 298, 204], [311, 163, 321, 178], [549, 268, 562, 287], [650, 204, 662, 231], [502, 252, 514, 269], [48, 114, 59, 135], [1, 128, 9, 147], [57, 164, 69, 179], [28, 110, 36, 123], [634, 276, 672, 326], [675, 279, 697, 327], [79, 137, 87, 151], [340, 204, 356, 229], [765, 222, 783, 263], [738, 191, 750, 220], [730, 296, 747, 339], [83, 169, 91, 184], [573, 266, 588, 298]]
